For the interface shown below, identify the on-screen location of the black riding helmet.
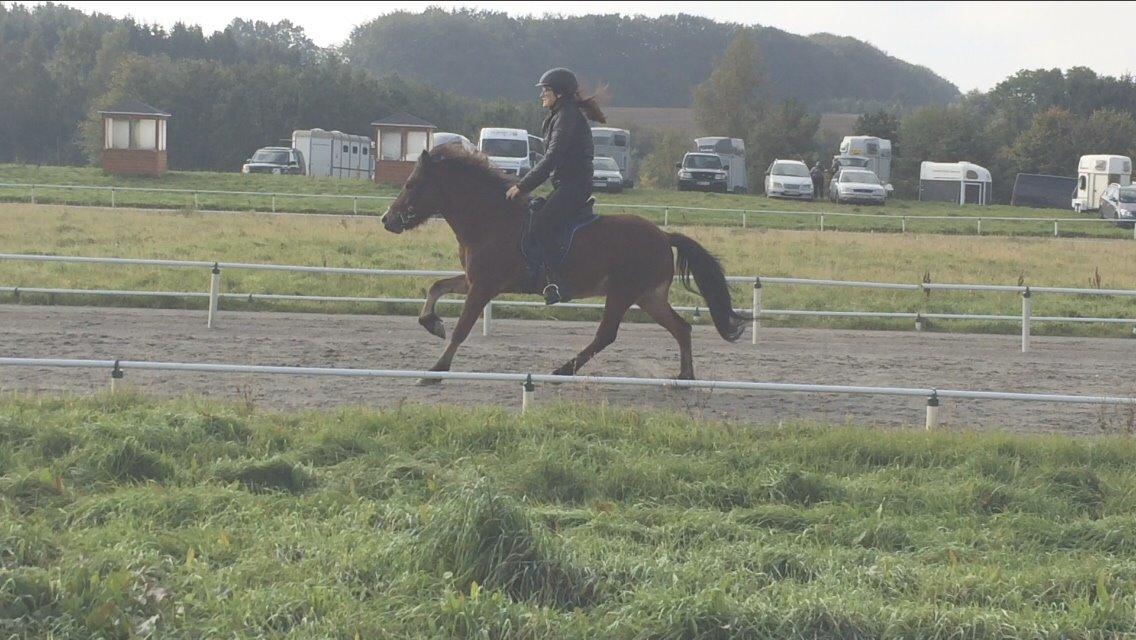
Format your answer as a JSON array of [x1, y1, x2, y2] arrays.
[[535, 68, 579, 97]]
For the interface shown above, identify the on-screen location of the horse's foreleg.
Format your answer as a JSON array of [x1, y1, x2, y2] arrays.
[[419, 285, 494, 384], [418, 275, 469, 339], [552, 292, 635, 376]]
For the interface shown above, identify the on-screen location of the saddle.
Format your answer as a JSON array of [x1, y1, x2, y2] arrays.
[[520, 196, 599, 290]]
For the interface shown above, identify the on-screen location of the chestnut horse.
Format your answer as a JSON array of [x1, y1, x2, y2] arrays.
[[381, 147, 748, 380]]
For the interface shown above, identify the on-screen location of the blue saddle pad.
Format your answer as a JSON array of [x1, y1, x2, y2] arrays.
[[521, 200, 600, 288]]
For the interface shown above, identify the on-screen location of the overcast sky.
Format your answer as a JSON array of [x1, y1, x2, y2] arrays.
[[53, 1, 1136, 94]]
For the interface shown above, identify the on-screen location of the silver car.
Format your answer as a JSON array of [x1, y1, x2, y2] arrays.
[[1099, 183, 1136, 228], [829, 169, 887, 205]]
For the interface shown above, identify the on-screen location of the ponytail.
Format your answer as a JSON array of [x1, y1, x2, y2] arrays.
[[572, 83, 608, 123]]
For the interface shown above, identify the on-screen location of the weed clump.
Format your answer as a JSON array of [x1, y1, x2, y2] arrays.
[[85, 437, 172, 483], [416, 479, 599, 608], [216, 457, 313, 493]]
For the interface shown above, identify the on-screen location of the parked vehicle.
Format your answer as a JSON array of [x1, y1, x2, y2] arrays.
[[592, 127, 633, 188], [764, 159, 814, 200], [675, 153, 729, 192], [1099, 183, 1136, 227], [1072, 155, 1132, 212], [835, 136, 892, 185], [918, 161, 991, 205], [478, 127, 544, 176], [242, 147, 304, 175], [592, 156, 624, 193], [433, 132, 476, 153], [829, 169, 887, 205], [291, 129, 373, 179], [693, 137, 747, 193]]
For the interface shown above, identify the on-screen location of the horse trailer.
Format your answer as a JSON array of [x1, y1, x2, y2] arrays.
[[918, 161, 992, 205], [291, 129, 374, 179], [835, 136, 892, 185], [1071, 155, 1132, 212], [694, 137, 747, 193], [592, 126, 633, 187]]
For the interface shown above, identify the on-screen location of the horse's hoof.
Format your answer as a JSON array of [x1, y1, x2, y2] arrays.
[[676, 370, 695, 381], [551, 365, 576, 377], [418, 315, 446, 340], [416, 377, 443, 386]]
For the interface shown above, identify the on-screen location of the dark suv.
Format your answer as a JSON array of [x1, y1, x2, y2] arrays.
[[242, 147, 304, 175], [675, 153, 728, 192]]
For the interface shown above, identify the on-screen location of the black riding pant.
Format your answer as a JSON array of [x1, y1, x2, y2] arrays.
[[531, 178, 592, 254]]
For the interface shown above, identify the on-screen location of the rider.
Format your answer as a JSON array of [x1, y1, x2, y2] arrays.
[[505, 67, 606, 305]]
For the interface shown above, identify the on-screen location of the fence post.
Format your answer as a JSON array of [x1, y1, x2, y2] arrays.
[[521, 374, 535, 413], [977, 219, 982, 235], [902, 217, 907, 233], [483, 301, 492, 336], [193, 192, 199, 210], [819, 214, 825, 231], [30, 184, 35, 205], [751, 277, 762, 345], [664, 207, 669, 227], [271, 195, 276, 213], [207, 263, 221, 329], [925, 392, 940, 430], [1021, 287, 1031, 353], [1054, 221, 1059, 237], [915, 313, 924, 332], [742, 212, 747, 228], [110, 188, 115, 209], [110, 360, 124, 393], [353, 197, 358, 215]]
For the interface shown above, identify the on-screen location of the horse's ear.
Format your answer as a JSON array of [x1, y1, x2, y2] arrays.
[[418, 149, 432, 165]]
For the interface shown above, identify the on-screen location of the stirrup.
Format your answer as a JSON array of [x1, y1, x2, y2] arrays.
[[542, 283, 563, 305]]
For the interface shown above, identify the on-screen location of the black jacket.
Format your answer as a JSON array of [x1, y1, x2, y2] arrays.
[[517, 99, 593, 193]]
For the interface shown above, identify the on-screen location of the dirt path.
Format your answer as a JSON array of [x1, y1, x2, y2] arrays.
[[2, 304, 1133, 435]]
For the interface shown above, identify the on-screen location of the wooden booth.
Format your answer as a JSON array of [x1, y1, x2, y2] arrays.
[[98, 100, 170, 176], [371, 113, 436, 185]]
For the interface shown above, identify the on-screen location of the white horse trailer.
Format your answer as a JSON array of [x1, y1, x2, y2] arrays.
[[291, 129, 374, 179], [592, 127, 632, 187], [694, 137, 748, 193], [918, 161, 992, 205], [1072, 154, 1132, 212], [836, 136, 892, 185]]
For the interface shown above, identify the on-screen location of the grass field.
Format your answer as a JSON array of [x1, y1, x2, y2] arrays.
[[2, 204, 1135, 337], [2, 163, 1133, 239], [4, 394, 1136, 637]]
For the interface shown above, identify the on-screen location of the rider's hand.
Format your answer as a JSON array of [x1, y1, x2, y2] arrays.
[[505, 185, 522, 200]]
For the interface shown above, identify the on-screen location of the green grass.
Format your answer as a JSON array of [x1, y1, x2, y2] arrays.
[[2, 163, 1133, 239], [4, 393, 1136, 637]]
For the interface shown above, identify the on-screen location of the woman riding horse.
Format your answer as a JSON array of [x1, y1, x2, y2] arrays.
[[505, 67, 606, 305]]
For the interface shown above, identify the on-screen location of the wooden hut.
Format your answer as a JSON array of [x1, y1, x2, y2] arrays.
[[371, 113, 436, 185], [98, 99, 171, 176]]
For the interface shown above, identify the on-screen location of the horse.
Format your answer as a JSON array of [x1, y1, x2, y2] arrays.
[[380, 147, 749, 380]]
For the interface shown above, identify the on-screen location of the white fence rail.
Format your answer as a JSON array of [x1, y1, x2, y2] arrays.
[[3, 356, 1134, 430], [3, 182, 1134, 238], [3, 253, 1136, 352]]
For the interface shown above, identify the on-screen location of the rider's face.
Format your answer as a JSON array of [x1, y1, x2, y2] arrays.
[[539, 86, 557, 108]]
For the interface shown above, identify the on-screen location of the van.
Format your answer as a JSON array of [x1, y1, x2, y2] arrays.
[[1072, 155, 1132, 212], [693, 137, 747, 193], [592, 126, 632, 187], [478, 128, 544, 177]]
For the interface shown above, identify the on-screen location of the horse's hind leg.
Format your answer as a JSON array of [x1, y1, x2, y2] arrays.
[[637, 283, 694, 380], [418, 275, 468, 339], [552, 291, 635, 376]]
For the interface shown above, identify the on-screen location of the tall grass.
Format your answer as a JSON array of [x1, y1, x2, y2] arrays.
[[4, 394, 1136, 637]]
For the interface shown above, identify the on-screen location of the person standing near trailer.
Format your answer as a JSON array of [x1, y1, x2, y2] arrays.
[[810, 161, 824, 201]]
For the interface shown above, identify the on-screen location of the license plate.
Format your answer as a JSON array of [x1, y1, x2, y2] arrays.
[[697, 181, 710, 186]]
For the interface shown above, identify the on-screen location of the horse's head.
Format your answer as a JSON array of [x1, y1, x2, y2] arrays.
[[382, 150, 446, 234]]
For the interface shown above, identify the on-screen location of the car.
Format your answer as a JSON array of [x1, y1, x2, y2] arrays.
[[829, 168, 887, 205], [242, 147, 304, 175], [592, 156, 624, 193], [1099, 183, 1136, 228], [675, 153, 728, 192], [764, 159, 814, 200]]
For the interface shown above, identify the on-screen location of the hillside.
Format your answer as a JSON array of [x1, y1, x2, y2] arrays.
[[344, 9, 960, 110]]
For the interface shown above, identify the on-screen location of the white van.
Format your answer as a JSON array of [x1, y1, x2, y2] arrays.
[[592, 127, 632, 187], [1072, 154, 1132, 212], [478, 128, 544, 177], [694, 137, 747, 193], [291, 129, 373, 180]]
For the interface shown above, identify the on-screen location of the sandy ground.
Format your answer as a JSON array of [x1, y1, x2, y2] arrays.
[[2, 304, 1133, 435]]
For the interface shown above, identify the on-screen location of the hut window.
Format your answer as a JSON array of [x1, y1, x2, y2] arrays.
[[405, 131, 428, 160], [380, 131, 402, 160], [135, 119, 157, 150], [106, 117, 158, 150]]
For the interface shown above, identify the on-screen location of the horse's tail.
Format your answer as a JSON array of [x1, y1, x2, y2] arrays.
[[668, 233, 749, 342]]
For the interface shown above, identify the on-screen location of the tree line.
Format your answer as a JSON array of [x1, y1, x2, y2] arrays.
[[0, 3, 543, 171], [634, 32, 1136, 201]]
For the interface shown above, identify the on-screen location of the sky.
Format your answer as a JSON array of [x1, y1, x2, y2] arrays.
[[52, 1, 1136, 94]]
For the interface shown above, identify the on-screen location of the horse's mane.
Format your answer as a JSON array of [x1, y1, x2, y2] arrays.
[[430, 144, 519, 193]]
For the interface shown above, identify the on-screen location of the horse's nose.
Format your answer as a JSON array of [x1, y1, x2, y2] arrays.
[[381, 208, 402, 233]]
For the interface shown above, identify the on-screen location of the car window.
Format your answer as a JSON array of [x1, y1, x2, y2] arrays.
[[684, 155, 722, 169], [841, 171, 878, 184], [771, 162, 809, 178], [594, 157, 619, 171], [1120, 188, 1136, 203]]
